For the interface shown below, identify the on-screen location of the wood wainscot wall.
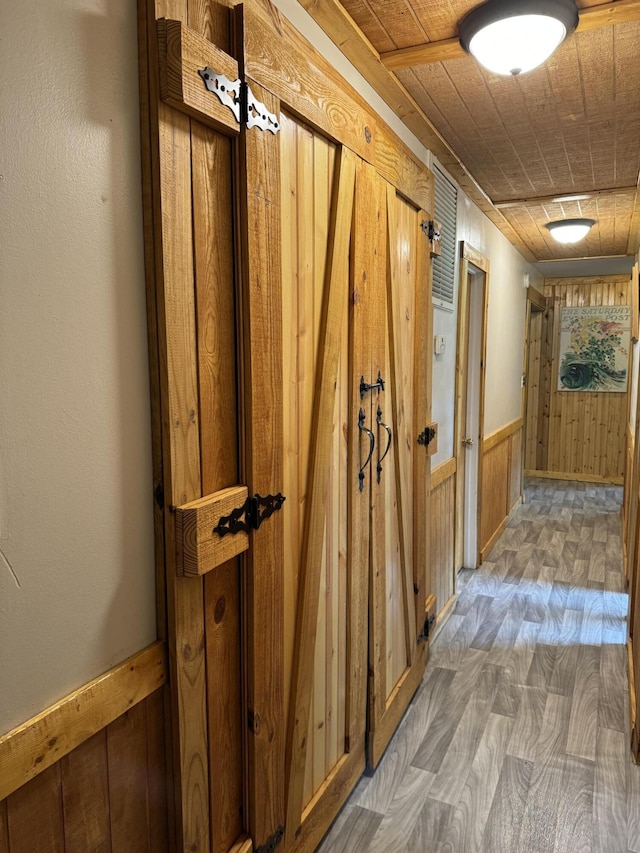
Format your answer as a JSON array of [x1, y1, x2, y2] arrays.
[[0, 643, 169, 852], [480, 418, 524, 562], [429, 457, 456, 637], [525, 275, 631, 485]]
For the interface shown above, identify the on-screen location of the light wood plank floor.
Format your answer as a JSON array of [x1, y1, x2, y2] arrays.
[[318, 479, 640, 852]]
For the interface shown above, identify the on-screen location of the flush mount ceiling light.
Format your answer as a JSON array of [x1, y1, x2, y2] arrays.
[[459, 0, 579, 76], [545, 218, 596, 244]]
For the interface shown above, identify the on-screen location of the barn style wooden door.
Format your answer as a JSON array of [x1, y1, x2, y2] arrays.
[[140, 1, 437, 851], [367, 182, 434, 769]]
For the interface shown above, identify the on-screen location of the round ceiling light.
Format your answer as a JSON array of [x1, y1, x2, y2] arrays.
[[459, 0, 579, 76], [545, 218, 596, 244]]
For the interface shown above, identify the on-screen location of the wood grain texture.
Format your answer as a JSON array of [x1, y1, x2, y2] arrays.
[[0, 641, 166, 801], [241, 0, 433, 214], [157, 18, 240, 134], [148, 0, 209, 845], [430, 464, 456, 623], [529, 276, 631, 481], [175, 486, 249, 575], [107, 703, 150, 851], [60, 732, 111, 853], [238, 77, 285, 850], [1, 689, 167, 853], [284, 145, 357, 839]]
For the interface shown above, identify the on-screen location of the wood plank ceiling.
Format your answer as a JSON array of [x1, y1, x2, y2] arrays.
[[307, 0, 640, 262]]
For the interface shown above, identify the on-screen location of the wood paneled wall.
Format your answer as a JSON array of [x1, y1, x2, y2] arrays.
[[430, 458, 456, 631], [0, 644, 169, 853], [480, 420, 524, 561], [526, 275, 630, 484], [0, 690, 168, 853]]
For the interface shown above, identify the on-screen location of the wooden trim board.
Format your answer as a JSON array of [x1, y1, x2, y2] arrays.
[[0, 642, 167, 802], [524, 469, 624, 485], [379, 0, 640, 70], [431, 456, 456, 490], [483, 418, 524, 453]]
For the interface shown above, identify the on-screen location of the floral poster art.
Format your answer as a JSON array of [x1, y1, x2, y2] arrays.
[[558, 305, 630, 392]]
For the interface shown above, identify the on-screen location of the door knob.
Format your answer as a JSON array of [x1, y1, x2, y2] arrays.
[[462, 437, 473, 446]]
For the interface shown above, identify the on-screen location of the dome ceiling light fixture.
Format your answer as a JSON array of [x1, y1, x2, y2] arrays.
[[459, 0, 579, 76], [545, 218, 596, 244]]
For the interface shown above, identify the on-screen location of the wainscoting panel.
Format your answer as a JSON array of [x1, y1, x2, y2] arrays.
[[480, 420, 524, 561], [0, 645, 169, 853], [430, 458, 456, 624], [526, 275, 630, 483]]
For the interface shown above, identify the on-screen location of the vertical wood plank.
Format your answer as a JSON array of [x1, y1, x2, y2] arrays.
[[190, 111, 243, 853], [61, 732, 111, 853], [7, 764, 64, 853], [369, 172, 388, 737], [107, 702, 150, 851], [414, 205, 433, 638], [146, 690, 170, 853], [284, 145, 357, 841], [345, 157, 373, 759], [149, 2, 209, 849], [238, 77, 286, 850], [0, 801, 8, 853], [204, 564, 244, 853], [386, 182, 417, 658]]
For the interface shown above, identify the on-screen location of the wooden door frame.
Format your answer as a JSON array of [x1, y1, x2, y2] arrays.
[[454, 242, 489, 572], [522, 287, 546, 488]]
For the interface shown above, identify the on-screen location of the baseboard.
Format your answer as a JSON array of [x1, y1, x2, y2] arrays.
[[524, 469, 623, 485], [480, 516, 508, 563], [629, 639, 638, 762], [429, 593, 456, 644]]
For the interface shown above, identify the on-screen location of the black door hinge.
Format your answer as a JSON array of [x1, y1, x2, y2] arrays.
[[417, 612, 436, 645], [256, 825, 285, 853], [213, 493, 286, 538], [417, 426, 436, 447], [198, 67, 281, 133], [421, 219, 441, 243]]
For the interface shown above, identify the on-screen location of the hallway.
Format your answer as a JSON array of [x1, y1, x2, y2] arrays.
[[319, 479, 640, 852]]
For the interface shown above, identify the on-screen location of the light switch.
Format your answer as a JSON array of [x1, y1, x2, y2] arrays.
[[434, 334, 446, 355]]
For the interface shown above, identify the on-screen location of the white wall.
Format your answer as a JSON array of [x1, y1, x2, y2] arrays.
[[430, 186, 544, 467], [0, 0, 156, 733]]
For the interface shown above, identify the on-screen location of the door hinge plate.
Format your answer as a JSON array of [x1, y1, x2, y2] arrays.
[[198, 71, 281, 133], [421, 219, 441, 243], [198, 67, 242, 122], [213, 493, 286, 537], [417, 426, 436, 447], [245, 83, 281, 134], [417, 612, 436, 645], [255, 826, 285, 853]]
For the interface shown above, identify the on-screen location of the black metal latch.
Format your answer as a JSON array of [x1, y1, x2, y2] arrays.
[[256, 825, 285, 853], [421, 219, 441, 243], [417, 612, 436, 645], [360, 371, 385, 399], [213, 493, 286, 538], [417, 426, 436, 447]]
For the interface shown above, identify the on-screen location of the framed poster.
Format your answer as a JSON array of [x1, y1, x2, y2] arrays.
[[558, 305, 630, 392]]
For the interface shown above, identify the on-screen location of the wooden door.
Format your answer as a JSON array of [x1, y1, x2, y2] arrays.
[[141, 1, 438, 850], [277, 118, 369, 853], [367, 182, 433, 768]]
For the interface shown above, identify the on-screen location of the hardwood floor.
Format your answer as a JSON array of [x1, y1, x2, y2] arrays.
[[318, 479, 640, 852]]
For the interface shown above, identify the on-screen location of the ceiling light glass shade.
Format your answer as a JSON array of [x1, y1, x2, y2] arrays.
[[459, 0, 579, 76], [545, 218, 596, 244]]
